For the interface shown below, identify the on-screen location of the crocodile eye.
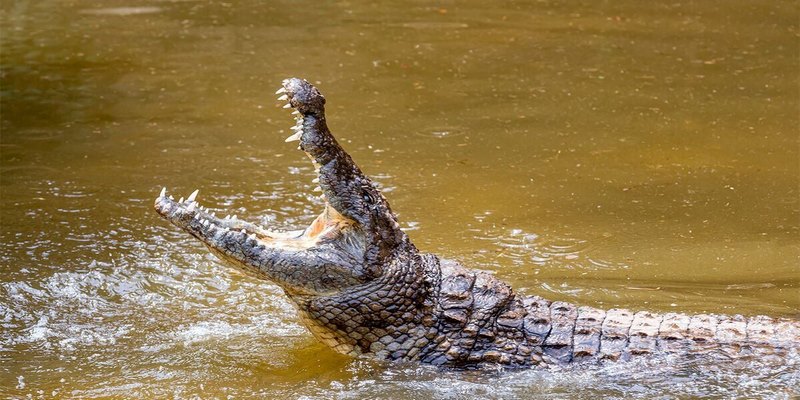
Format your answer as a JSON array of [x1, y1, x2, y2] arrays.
[[363, 191, 381, 206]]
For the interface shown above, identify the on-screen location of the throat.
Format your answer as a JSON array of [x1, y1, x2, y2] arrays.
[[306, 204, 354, 239], [294, 300, 361, 356]]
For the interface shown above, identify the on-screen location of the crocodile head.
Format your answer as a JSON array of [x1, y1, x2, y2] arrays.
[[154, 78, 414, 298]]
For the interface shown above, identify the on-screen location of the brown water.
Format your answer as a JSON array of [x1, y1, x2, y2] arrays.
[[1, 0, 798, 398]]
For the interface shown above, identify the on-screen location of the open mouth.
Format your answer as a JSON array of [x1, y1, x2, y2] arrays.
[[153, 78, 353, 253]]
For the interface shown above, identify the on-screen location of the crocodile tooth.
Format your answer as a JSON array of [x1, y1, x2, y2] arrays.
[[187, 189, 199, 202], [248, 233, 256, 241], [312, 177, 319, 183], [291, 110, 300, 115], [313, 186, 322, 192], [179, 197, 184, 203], [187, 202, 197, 212], [282, 103, 292, 109], [240, 229, 247, 234], [285, 131, 302, 142], [193, 213, 200, 220], [169, 195, 174, 201], [275, 87, 286, 94], [232, 215, 237, 220], [224, 215, 230, 220], [159, 187, 166, 198], [277, 94, 289, 101], [291, 125, 302, 131]]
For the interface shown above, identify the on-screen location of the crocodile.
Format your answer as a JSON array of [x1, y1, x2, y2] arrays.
[[154, 78, 799, 369]]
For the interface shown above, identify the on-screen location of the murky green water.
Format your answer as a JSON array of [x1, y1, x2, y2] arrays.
[[1, 0, 798, 398]]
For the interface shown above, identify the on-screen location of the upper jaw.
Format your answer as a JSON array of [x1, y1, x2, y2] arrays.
[[276, 77, 326, 117], [277, 79, 406, 242]]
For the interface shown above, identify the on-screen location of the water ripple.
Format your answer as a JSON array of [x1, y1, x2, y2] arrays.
[[469, 227, 630, 272]]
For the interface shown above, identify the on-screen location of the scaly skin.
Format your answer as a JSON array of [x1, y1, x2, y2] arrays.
[[154, 78, 800, 369]]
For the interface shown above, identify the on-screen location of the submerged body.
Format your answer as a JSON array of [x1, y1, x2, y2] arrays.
[[154, 78, 799, 369]]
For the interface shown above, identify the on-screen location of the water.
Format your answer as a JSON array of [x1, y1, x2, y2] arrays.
[[1, 0, 798, 398]]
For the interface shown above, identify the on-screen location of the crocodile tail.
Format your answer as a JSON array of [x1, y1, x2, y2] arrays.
[[521, 298, 800, 364]]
